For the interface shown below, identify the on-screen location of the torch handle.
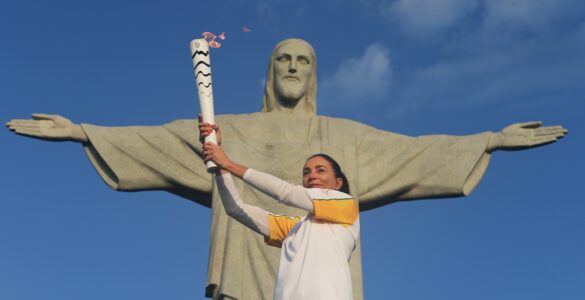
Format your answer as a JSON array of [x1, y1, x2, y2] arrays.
[[190, 38, 218, 173]]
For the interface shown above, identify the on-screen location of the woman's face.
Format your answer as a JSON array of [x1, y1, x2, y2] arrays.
[[302, 156, 343, 190]]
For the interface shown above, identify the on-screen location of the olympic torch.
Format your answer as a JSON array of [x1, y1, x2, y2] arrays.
[[190, 38, 218, 173]]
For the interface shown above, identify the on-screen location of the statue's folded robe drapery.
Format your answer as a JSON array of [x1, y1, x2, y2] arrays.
[[81, 112, 491, 300]]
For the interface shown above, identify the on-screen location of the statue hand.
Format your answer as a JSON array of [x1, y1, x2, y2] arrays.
[[489, 121, 568, 151], [198, 113, 221, 145], [6, 113, 88, 143]]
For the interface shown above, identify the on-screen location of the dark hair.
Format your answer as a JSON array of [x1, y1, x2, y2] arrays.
[[306, 153, 350, 194]]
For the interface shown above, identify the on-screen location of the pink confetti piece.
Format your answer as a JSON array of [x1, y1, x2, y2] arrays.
[[209, 40, 222, 48], [201, 31, 224, 48], [202, 31, 216, 40], [242, 26, 252, 32]]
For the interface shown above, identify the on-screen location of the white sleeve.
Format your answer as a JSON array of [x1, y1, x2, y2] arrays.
[[215, 173, 270, 237], [242, 169, 314, 212]]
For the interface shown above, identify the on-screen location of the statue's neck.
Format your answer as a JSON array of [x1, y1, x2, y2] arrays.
[[274, 97, 314, 115]]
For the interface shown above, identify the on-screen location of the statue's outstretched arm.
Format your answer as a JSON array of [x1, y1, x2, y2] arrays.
[[487, 121, 568, 152], [355, 127, 493, 210], [7, 115, 213, 206], [356, 121, 567, 210], [6, 114, 88, 143]]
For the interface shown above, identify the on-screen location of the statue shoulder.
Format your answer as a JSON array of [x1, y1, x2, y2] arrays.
[[216, 112, 264, 125], [316, 115, 375, 132], [165, 119, 194, 127], [316, 115, 413, 140], [163, 113, 263, 129]]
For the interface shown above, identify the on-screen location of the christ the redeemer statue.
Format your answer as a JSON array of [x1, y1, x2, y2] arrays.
[[6, 38, 567, 300]]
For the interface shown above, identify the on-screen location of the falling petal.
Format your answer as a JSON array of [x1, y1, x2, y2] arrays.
[[242, 26, 252, 32], [218, 32, 226, 40], [209, 40, 222, 48], [202, 31, 216, 41]]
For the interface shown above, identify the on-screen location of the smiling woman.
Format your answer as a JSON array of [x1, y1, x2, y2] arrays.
[[200, 120, 359, 300], [303, 153, 350, 194]]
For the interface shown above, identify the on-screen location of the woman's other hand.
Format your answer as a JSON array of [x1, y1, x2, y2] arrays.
[[203, 142, 231, 170], [203, 142, 248, 178]]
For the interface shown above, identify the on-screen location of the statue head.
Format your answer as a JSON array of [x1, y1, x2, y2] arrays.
[[262, 38, 317, 114]]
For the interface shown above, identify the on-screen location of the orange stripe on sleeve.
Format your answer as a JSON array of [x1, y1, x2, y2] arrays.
[[265, 215, 302, 248], [313, 198, 358, 227]]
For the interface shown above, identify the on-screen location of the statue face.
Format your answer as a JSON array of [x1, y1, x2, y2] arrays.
[[273, 42, 313, 104], [302, 156, 343, 191]]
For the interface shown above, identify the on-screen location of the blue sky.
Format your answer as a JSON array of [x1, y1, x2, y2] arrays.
[[1, 0, 584, 299]]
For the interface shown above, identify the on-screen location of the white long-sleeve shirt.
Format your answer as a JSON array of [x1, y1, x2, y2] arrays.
[[215, 169, 360, 300]]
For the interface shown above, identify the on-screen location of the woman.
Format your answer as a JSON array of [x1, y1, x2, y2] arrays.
[[200, 120, 360, 300]]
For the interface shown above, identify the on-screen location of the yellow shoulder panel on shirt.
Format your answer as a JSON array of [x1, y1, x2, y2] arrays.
[[265, 214, 302, 248], [313, 198, 358, 227]]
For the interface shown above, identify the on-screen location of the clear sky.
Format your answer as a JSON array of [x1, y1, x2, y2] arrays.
[[1, 0, 584, 299]]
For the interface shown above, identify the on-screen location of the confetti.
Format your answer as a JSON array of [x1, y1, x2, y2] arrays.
[[201, 27, 246, 49], [202, 31, 216, 40], [209, 40, 222, 48], [202, 31, 222, 48]]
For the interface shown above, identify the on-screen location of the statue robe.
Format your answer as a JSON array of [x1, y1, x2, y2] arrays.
[[81, 112, 492, 299]]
